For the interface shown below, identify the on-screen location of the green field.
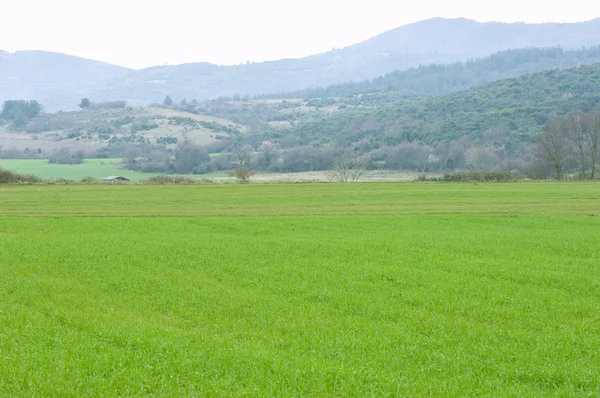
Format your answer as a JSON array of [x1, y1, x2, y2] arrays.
[[0, 159, 228, 181], [1, 183, 599, 395]]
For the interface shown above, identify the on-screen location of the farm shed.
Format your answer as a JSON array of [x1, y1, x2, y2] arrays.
[[101, 176, 130, 182]]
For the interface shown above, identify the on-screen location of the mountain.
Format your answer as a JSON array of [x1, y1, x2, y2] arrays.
[[260, 46, 600, 100], [2, 18, 600, 111], [0, 51, 132, 111], [90, 18, 600, 106]]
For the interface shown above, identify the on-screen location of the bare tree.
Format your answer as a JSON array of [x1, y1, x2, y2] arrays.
[[565, 111, 600, 179], [229, 168, 253, 183], [566, 113, 588, 179], [586, 112, 600, 179], [533, 115, 570, 180], [327, 153, 371, 182]]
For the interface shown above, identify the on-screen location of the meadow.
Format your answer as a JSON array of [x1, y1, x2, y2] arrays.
[[1, 182, 599, 396], [0, 159, 228, 181]]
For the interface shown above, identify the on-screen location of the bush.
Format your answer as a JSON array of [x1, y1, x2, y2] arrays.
[[441, 171, 520, 182], [80, 176, 98, 183], [0, 168, 42, 184], [131, 119, 159, 133], [142, 175, 198, 184]]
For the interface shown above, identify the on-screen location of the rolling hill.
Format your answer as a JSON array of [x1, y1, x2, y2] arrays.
[[2, 18, 600, 111], [284, 63, 600, 146], [0, 51, 132, 111]]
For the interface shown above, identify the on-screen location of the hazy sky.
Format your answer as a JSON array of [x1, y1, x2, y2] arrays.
[[2, 0, 599, 69]]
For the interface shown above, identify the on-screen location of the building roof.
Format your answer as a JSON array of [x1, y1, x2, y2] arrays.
[[101, 176, 130, 181]]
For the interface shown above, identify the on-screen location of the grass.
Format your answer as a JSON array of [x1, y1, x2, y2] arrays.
[[1, 182, 599, 395], [0, 158, 228, 181]]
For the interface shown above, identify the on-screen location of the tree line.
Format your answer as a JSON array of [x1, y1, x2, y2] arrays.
[[534, 112, 600, 179]]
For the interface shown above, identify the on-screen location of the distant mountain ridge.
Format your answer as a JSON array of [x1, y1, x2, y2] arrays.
[[260, 46, 600, 100], [2, 17, 600, 110]]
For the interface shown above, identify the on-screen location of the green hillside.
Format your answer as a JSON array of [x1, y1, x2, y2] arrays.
[[285, 63, 600, 146]]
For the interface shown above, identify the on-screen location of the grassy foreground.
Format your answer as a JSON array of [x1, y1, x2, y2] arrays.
[[1, 183, 599, 396]]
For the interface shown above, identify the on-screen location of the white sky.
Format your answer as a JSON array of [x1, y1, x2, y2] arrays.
[[1, 0, 599, 69]]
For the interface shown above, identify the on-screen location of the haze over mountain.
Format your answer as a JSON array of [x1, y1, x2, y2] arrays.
[[2, 18, 600, 111], [0, 51, 132, 111]]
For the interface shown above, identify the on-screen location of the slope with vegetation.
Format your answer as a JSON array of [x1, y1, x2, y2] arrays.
[[0, 103, 243, 161], [261, 46, 600, 100], [283, 63, 600, 146]]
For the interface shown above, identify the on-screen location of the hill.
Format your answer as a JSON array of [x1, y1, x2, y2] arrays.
[[0, 106, 244, 159], [261, 46, 600, 100], [3, 18, 600, 111], [283, 63, 600, 147], [0, 51, 132, 111]]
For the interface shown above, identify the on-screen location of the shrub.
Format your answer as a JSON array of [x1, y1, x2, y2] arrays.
[[142, 175, 198, 184], [80, 176, 98, 183], [442, 171, 520, 182], [131, 119, 159, 133], [0, 168, 42, 184]]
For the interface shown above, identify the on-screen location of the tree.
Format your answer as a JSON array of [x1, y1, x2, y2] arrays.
[[566, 112, 588, 179], [588, 112, 600, 179], [327, 153, 370, 182], [549, 111, 600, 179], [0, 100, 43, 129], [229, 168, 253, 183], [163, 96, 173, 106], [533, 116, 570, 179], [48, 148, 84, 165], [79, 98, 91, 109], [256, 141, 281, 170], [172, 142, 210, 174]]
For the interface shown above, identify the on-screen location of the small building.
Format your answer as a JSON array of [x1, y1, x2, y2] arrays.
[[101, 176, 130, 182]]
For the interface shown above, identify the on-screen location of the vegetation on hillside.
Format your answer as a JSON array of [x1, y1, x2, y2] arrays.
[[284, 64, 600, 146], [261, 46, 600, 100]]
